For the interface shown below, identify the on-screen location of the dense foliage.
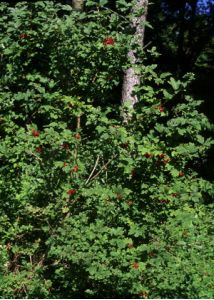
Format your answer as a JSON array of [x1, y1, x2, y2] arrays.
[[0, 1, 213, 298]]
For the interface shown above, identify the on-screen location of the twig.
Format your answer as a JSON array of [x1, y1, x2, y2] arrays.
[[92, 73, 97, 83], [143, 41, 152, 50], [89, 154, 117, 182], [103, 6, 130, 22], [28, 151, 42, 162], [74, 115, 81, 160], [77, 116, 81, 129], [85, 155, 100, 185], [29, 255, 33, 265]]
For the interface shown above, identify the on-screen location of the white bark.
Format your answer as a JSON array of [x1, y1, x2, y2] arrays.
[[72, 0, 84, 11], [122, 0, 148, 107]]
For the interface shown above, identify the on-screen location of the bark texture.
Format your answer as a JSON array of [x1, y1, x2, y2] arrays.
[[122, 0, 149, 107], [72, 0, 84, 11]]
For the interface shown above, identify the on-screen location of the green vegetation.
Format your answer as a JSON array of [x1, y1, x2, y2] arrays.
[[0, 1, 213, 298]]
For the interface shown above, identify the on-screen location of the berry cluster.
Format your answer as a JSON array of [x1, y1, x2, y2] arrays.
[[103, 37, 115, 46]]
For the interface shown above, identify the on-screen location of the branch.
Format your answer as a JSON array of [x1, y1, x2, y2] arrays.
[[89, 154, 117, 182], [74, 115, 81, 160], [85, 155, 100, 185], [28, 151, 42, 162]]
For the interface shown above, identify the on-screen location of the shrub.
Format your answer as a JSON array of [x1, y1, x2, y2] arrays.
[[0, 1, 213, 298]]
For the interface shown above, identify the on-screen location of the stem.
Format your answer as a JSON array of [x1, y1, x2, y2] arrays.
[[85, 155, 100, 184], [28, 151, 42, 162], [74, 115, 81, 160], [89, 154, 117, 182]]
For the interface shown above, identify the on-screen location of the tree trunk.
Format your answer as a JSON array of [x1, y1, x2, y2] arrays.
[[121, 0, 149, 107], [177, 0, 186, 75], [72, 0, 84, 11]]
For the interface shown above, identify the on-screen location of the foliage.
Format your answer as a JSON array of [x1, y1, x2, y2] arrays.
[[0, 1, 213, 298]]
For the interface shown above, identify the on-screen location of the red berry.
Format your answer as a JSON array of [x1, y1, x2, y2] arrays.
[[35, 146, 42, 153], [72, 165, 79, 172], [103, 36, 115, 46], [32, 129, 40, 137], [74, 133, 81, 140], [67, 189, 76, 196], [158, 105, 165, 112], [132, 262, 139, 269], [179, 171, 184, 177], [116, 193, 123, 200], [120, 143, 128, 149], [19, 33, 28, 39], [163, 158, 170, 165], [144, 153, 152, 158], [62, 143, 69, 150], [138, 291, 149, 299], [159, 199, 170, 204]]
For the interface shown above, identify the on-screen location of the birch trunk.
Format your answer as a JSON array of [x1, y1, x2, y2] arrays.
[[121, 0, 149, 107], [72, 0, 84, 11]]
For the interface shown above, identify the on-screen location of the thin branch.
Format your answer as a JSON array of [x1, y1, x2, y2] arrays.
[[102, 6, 130, 22], [74, 115, 81, 160], [89, 154, 117, 182], [77, 116, 81, 129], [143, 41, 152, 50], [92, 73, 97, 83], [85, 155, 100, 185], [28, 151, 42, 162]]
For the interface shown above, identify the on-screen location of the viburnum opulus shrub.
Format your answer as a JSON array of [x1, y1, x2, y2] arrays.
[[0, 1, 214, 298]]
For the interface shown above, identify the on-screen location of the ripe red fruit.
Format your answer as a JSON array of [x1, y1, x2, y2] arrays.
[[116, 193, 123, 200], [179, 171, 184, 177], [132, 262, 139, 269], [19, 33, 28, 39], [74, 133, 81, 140], [159, 199, 170, 204], [158, 105, 165, 112], [72, 165, 79, 172], [163, 158, 170, 165], [103, 36, 115, 46], [67, 189, 76, 196], [32, 129, 40, 137], [138, 291, 149, 299], [35, 146, 42, 153], [144, 153, 152, 158], [62, 143, 69, 150], [120, 143, 128, 149], [148, 252, 155, 257]]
